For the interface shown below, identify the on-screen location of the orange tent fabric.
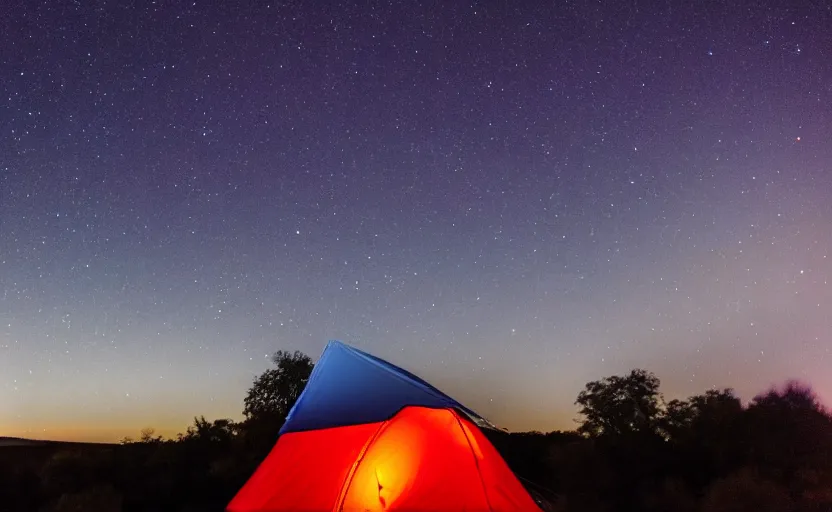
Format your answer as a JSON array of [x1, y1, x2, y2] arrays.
[[227, 406, 541, 512]]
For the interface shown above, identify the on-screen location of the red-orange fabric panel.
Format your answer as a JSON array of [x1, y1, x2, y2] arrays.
[[458, 419, 544, 511], [339, 407, 493, 511], [226, 406, 541, 512], [226, 422, 380, 512]]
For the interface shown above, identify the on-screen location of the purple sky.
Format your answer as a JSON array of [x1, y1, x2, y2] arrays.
[[2, 0, 831, 442]]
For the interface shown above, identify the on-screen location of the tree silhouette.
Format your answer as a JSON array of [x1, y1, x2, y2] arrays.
[[238, 350, 314, 457], [139, 427, 163, 444], [575, 368, 663, 438], [242, 350, 314, 423], [744, 380, 832, 505], [179, 416, 237, 445], [7, 360, 832, 512], [661, 388, 745, 491]]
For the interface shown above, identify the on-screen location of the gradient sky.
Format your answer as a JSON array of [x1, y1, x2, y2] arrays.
[[2, 0, 831, 443]]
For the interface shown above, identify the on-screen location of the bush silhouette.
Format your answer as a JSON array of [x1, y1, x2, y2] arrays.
[[3, 352, 831, 512]]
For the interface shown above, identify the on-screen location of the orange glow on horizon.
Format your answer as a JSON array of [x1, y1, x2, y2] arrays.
[[7, 382, 831, 444], [0, 422, 192, 444]]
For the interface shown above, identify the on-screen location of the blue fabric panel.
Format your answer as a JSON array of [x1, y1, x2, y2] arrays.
[[280, 340, 485, 434]]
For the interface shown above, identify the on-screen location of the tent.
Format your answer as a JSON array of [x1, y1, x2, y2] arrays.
[[227, 340, 542, 512]]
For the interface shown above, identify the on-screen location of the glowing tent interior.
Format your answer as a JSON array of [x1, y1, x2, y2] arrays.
[[226, 340, 543, 512]]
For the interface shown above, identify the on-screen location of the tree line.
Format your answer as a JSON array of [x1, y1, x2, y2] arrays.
[[1, 350, 831, 511]]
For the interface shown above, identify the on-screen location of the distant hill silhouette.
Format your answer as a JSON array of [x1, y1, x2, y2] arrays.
[[0, 436, 46, 447], [0, 436, 116, 448], [3, 358, 831, 512]]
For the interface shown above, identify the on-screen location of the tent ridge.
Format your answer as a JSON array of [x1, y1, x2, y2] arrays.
[[280, 339, 496, 434], [348, 343, 495, 427], [346, 343, 451, 403], [227, 341, 543, 512]]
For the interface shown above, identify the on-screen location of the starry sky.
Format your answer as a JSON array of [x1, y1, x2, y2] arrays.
[[2, 0, 831, 443]]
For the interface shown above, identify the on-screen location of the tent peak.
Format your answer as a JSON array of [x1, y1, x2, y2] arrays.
[[280, 339, 498, 435]]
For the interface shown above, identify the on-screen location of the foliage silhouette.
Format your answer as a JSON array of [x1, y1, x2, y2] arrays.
[[575, 368, 663, 438], [3, 351, 832, 512], [242, 350, 314, 423]]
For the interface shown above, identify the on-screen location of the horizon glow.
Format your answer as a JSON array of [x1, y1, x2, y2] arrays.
[[2, 1, 831, 443]]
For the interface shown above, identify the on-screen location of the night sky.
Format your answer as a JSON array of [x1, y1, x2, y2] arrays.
[[2, 0, 831, 443]]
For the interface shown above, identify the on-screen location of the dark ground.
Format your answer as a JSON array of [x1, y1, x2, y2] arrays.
[[4, 363, 832, 512]]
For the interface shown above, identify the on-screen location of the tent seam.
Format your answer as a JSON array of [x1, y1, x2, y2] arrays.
[[453, 411, 495, 512], [332, 418, 390, 512]]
